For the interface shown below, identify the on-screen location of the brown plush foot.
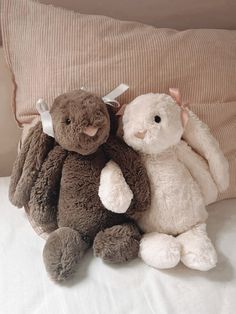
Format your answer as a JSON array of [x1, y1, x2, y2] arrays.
[[93, 223, 141, 263], [43, 227, 90, 282]]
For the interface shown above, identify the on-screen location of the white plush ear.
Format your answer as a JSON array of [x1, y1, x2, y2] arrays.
[[183, 110, 229, 193]]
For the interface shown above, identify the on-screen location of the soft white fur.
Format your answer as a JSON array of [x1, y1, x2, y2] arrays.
[[99, 160, 133, 213], [177, 223, 217, 271], [183, 110, 229, 192], [140, 232, 181, 269], [99, 92, 229, 271], [176, 141, 218, 206]]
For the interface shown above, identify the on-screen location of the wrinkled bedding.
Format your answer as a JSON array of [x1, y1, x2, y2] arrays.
[[0, 176, 235, 314]]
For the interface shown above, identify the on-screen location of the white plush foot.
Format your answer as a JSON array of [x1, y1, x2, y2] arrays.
[[98, 161, 133, 213], [139, 232, 181, 269], [177, 224, 217, 271]]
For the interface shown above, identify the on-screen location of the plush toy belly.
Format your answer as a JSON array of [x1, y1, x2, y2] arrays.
[[57, 152, 117, 238], [138, 150, 208, 236]]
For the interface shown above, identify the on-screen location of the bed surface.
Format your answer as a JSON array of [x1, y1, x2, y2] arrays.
[[0, 177, 235, 314]]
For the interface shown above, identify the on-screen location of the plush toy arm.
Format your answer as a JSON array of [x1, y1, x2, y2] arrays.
[[183, 110, 229, 192], [9, 122, 54, 208], [29, 145, 67, 227], [102, 136, 151, 217], [99, 160, 133, 213], [176, 140, 218, 205]]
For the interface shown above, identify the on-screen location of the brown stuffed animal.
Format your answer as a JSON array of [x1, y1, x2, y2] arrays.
[[9, 90, 151, 282]]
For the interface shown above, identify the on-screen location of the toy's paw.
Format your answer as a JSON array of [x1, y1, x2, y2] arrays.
[[177, 224, 217, 271], [139, 232, 181, 269], [93, 223, 141, 263], [43, 227, 89, 281], [99, 161, 133, 213]]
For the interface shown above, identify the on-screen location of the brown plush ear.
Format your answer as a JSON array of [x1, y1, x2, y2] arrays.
[[9, 125, 36, 204], [102, 135, 151, 218], [107, 106, 119, 135], [29, 145, 67, 230], [9, 122, 54, 208]]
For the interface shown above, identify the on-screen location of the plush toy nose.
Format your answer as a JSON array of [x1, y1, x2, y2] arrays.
[[134, 130, 147, 139], [83, 125, 99, 137]]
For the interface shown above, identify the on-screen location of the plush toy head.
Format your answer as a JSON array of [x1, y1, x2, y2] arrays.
[[122, 93, 184, 155], [50, 90, 110, 155]]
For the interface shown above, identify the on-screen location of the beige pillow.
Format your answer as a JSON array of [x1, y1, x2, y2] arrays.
[[0, 48, 21, 176], [1, 0, 236, 200]]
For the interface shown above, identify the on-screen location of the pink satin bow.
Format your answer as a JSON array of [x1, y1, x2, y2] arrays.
[[169, 88, 189, 128]]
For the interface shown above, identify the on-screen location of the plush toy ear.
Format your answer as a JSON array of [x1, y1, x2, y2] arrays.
[[29, 145, 67, 234], [107, 106, 119, 135], [183, 110, 229, 192], [116, 103, 128, 116], [169, 88, 189, 127], [9, 122, 55, 208], [169, 88, 181, 104], [181, 110, 189, 128]]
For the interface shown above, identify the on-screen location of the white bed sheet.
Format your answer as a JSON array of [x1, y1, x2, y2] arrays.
[[0, 176, 235, 314]]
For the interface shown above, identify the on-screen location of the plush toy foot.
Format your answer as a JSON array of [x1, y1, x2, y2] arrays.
[[93, 223, 141, 263], [177, 223, 217, 271], [139, 232, 181, 269], [43, 227, 90, 281]]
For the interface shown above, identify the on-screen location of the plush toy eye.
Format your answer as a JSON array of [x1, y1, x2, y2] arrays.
[[65, 118, 71, 125], [154, 115, 161, 123]]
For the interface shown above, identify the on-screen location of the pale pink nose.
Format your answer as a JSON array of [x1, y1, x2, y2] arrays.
[[134, 130, 147, 139], [83, 126, 99, 137]]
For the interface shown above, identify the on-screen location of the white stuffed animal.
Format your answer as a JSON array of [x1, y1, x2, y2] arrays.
[[99, 89, 229, 271]]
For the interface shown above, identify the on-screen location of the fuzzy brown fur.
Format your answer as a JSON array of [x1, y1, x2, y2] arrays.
[[93, 223, 141, 263], [9, 90, 151, 282], [9, 123, 54, 208]]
